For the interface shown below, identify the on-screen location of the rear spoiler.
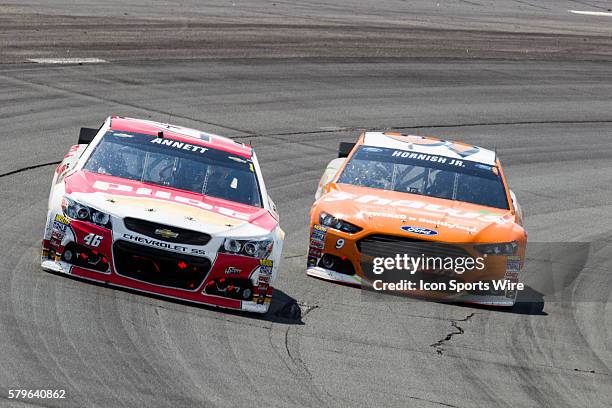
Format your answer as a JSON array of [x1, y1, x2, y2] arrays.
[[78, 127, 98, 145]]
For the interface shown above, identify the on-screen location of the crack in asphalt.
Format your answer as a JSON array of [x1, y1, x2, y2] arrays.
[[430, 313, 475, 355], [283, 253, 307, 260], [404, 395, 461, 408], [235, 119, 612, 140], [297, 302, 319, 318], [572, 368, 598, 374], [0, 160, 60, 178]]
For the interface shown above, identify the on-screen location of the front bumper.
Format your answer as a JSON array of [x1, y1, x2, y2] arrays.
[[306, 224, 521, 306], [42, 213, 277, 314]]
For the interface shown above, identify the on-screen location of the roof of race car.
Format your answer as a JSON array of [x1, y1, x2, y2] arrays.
[[110, 116, 252, 158], [361, 132, 496, 165]]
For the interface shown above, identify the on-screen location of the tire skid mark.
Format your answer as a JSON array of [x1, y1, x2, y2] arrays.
[[281, 302, 319, 379], [222, 319, 271, 406], [2, 217, 90, 407], [278, 303, 333, 406], [506, 306, 574, 407], [109, 298, 196, 407], [51, 284, 129, 407]]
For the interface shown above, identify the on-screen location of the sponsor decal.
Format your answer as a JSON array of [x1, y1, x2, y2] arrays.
[[122, 233, 206, 255], [93, 180, 251, 221], [310, 239, 324, 249], [385, 135, 481, 158], [391, 150, 464, 167], [312, 230, 326, 241], [52, 220, 67, 233], [504, 271, 519, 280], [55, 214, 71, 225], [224, 266, 242, 275], [311, 224, 328, 241], [324, 192, 508, 224], [308, 247, 322, 258], [259, 265, 273, 276], [256, 261, 273, 304], [55, 162, 69, 176], [259, 267, 272, 278], [260, 259, 273, 267], [445, 143, 480, 158], [51, 229, 64, 241], [150, 137, 208, 153], [308, 224, 327, 267], [400, 226, 438, 236], [506, 256, 521, 273], [50, 214, 70, 249], [361, 211, 477, 233]]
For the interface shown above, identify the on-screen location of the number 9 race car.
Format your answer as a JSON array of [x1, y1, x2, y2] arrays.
[[42, 116, 284, 313], [307, 131, 527, 306]]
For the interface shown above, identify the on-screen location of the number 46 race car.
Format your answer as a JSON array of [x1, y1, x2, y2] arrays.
[[42, 116, 284, 313], [307, 131, 527, 306]]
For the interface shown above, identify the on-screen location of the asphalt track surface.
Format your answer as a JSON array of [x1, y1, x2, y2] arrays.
[[1, 1, 612, 407]]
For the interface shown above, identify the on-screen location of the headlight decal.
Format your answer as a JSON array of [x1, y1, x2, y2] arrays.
[[62, 196, 112, 229], [475, 241, 518, 256], [319, 212, 363, 234], [220, 238, 274, 259]]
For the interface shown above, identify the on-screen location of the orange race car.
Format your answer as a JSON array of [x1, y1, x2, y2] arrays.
[[307, 132, 527, 306]]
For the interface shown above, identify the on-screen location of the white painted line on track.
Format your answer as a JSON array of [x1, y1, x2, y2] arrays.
[[27, 58, 108, 64], [319, 126, 345, 131], [569, 10, 612, 17]]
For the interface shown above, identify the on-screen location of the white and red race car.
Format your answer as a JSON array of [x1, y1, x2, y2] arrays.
[[42, 116, 284, 313]]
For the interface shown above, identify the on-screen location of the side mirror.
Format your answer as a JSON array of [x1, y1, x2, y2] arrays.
[[268, 195, 279, 217], [509, 189, 524, 225], [78, 127, 98, 145], [338, 142, 356, 158], [315, 158, 346, 199]]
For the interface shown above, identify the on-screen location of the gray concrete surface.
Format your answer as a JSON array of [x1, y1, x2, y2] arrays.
[[0, 1, 611, 407]]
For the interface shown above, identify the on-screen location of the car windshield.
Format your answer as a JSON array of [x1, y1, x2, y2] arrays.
[[337, 146, 509, 209], [83, 130, 262, 207]]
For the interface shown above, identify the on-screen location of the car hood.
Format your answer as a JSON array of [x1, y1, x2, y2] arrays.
[[317, 183, 518, 242], [63, 171, 277, 237]]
